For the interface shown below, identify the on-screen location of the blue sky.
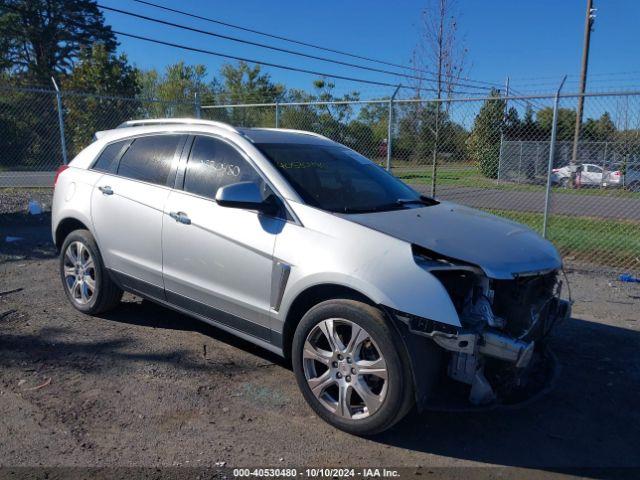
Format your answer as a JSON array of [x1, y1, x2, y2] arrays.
[[101, 0, 640, 97]]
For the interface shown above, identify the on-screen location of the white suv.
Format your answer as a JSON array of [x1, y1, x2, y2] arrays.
[[52, 119, 570, 435]]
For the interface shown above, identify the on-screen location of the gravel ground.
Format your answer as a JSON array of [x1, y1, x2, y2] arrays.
[[0, 188, 53, 215], [1, 195, 640, 477]]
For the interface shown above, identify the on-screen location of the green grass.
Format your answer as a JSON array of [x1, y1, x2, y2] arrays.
[[487, 209, 640, 268]]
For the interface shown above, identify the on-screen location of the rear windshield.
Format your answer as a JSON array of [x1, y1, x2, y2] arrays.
[[256, 143, 424, 213]]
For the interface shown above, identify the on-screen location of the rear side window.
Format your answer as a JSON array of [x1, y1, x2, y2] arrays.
[[117, 135, 182, 186], [184, 136, 264, 200], [93, 140, 127, 173]]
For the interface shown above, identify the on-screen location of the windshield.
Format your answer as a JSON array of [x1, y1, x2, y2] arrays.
[[256, 143, 428, 213]]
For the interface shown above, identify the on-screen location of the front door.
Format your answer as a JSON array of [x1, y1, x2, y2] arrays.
[[162, 135, 284, 341]]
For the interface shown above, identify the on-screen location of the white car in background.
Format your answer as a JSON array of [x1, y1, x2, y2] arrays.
[[551, 163, 622, 188]]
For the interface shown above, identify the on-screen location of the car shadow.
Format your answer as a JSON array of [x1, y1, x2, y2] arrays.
[[98, 297, 286, 367]]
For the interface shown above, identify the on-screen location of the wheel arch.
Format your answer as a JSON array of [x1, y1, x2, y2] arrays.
[[281, 283, 375, 361], [54, 217, 91, 250]]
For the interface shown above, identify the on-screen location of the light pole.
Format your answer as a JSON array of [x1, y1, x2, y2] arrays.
[[570, 0, 597, 187]]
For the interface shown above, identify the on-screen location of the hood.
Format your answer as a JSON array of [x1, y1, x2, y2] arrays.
[[340, 202, 562, 279]]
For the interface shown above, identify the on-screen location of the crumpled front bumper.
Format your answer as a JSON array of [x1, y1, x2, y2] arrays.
[[434, 298, 570, 405], [389, 298, 571, 409]]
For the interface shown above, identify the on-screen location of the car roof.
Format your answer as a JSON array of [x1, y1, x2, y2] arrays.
[[237, 127, 336, 145], [94, 119, 337, 147]]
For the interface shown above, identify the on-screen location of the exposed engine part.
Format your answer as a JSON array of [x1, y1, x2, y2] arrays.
[[464, 294, 506, 329]]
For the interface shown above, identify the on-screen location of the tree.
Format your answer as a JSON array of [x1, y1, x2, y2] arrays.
[[0, 0, 116, 83], [211, 61, 285, 127], [411, 0, 468, 100], [467, 89, 504, 178], [582, 112, 616, 142], [62, 44, 140, 155], [138, 62, 212, 118], [536, 107, 576, 141], [357, 102, 389, 161], [280, 79, 366, 152], [411, 0, 468, 193]]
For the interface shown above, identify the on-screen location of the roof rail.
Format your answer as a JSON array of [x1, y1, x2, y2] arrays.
[[116, 118, 239, 133], [246, 127, 329, 140]]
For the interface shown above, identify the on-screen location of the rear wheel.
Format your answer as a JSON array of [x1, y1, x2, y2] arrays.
[[60, 229, 122, 315], [558, 177, 569, 188], [292, 299, 414, 435]]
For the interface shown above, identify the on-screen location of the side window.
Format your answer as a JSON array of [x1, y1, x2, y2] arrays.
[[92, 140, 128, 173], [117, 135, 182, 186], [184, 136, 264, 200]]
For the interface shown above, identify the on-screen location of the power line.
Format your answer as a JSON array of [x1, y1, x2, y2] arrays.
[[130, 0, 501, 89], [100, 4, 491, 91], [111, 29, 442, 93]]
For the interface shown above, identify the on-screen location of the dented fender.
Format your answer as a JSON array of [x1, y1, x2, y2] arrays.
[[274, 202, 462, 331]]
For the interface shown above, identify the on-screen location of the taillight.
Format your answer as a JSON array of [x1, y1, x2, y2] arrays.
[[613, 171, 621, 176], [552, 168, 559, 173], [54, 165, 69, 186]]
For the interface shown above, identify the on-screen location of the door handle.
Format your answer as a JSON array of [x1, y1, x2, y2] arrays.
[[98, 185, 113, 195], [169, 211, 191, 225]]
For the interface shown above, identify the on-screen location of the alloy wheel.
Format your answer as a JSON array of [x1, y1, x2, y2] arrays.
[[63, 241, 96, 305], [302, 318, 388, 420]]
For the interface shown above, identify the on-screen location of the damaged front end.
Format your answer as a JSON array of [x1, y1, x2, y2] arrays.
[[394, 251, 571, 408]]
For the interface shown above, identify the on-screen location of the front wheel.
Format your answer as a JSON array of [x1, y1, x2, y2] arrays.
[[292, 299, 414, 435]]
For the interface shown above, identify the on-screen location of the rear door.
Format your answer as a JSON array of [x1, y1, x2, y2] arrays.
[[162, 134, 284, 341], [91, 133, 187, 296]]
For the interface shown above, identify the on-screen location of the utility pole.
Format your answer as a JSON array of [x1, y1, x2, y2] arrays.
[[430, 0, 445, 197], [570, 0, 596, 187]]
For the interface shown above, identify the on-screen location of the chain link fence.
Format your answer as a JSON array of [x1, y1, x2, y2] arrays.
[[1, 84, 639, 274], [0, 85, 198, 186]]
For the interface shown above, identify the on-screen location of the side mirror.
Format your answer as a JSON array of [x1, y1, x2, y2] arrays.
[[215, 181, 278, 215]]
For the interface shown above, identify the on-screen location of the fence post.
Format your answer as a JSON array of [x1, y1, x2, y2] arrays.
[[51, 77, 68, 165], [194, 92, 201, 119], [542, 75, 567, 239], [497, 136, 504, 183], [386, 85, 401, 172], [518, 141, 524, 183], [275, 101, 280, 128]]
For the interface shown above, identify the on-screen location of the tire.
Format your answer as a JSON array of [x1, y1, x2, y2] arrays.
[[59, 229, 123, 315], [292, 299, 414, 435], [559, 177, 569, 188]]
